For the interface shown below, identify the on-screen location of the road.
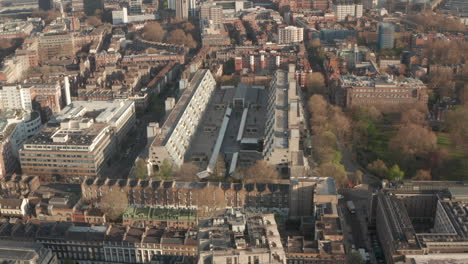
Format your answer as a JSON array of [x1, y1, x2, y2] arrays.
[[100, 119, 149, 179], [341, 188, 377, 263]]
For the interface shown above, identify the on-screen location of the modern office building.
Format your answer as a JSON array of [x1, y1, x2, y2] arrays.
[[38, 0, 53, 11], [278, 26, 304, 44], [19, 101, 135, 178], [148, 70, 216, 168], [175, 0, 189, 19], [378, 22, 395, 50], [0, 240, 58, 264], [333, 0, 363, 21], [197, 210, 287, 264]]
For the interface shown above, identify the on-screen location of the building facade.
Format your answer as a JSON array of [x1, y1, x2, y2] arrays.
[[263, 66, 308, 175], [339, 75, 428, 107], [378, 23, 395, 50], [176, 0, 189, 20], [19, 101, 135, 178], [278, 26, 304, 44], [149, 70, 216, 168], [333, 0, 363, 21]]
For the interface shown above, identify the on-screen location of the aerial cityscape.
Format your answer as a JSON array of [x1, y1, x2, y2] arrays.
[[0, 0, 466, 263]]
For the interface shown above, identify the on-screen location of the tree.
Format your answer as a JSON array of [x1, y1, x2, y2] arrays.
[[389, 124, 437, 157], [175, 162, 200, 181], [346, 251, 363, 264], [354, 170, 363, 185], [387, 164, 405, 181], [318, 162, 347, 186], [367, 159, 388, 178], [401, 108, 427, 126], [32, 9, 60, 24], [428, 67, 455, 99], [135, 158, 148, 179], [154, 160, 173, 180], [142, 22, 165, 42], [99, 190, 128, 221], [306, 72, 326, 95], [210, 155, 226, 179], [0, 39, 14, 50], [86, 16, 102, 27], [194, 186, 227, 217], [445, 106, 468, 155], [166, 29, 187, 45], [243, 160, 280, 183], [413, 169, 432, 181], [309, 38, 321, 49]]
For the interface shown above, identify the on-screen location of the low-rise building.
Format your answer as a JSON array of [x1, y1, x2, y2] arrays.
[[81, 179, 292, 217], [338, 75, 429, 108], [0, 198, 28, 218], [0, 240, 58, 264], [198, 210, 286, 264]]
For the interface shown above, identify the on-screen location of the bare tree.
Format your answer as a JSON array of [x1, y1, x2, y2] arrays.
[[194, 186, 227, 217], [166, 29, 197, 48], [367, 159, 388, 178], [175, 162, 200, 181], [99, 190, 128, 221], [86, 16, 102, 27], [413, 169, 432, 181], [166, 29, 186, 45], [306, 72, 326, 95], [445, 106, 468, 155], [142, 22, 165, 42], [354, 170, 363, 185], [401, 108, 427, 126], [243, 160, 280, 183], [389, 124, 437, 157]]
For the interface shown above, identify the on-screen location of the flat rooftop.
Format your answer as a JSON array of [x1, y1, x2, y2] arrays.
[[23, 123, 108, 147], [53, 100, 134, 126], [186, 84, 267, 170], [151, 69, 210, 147], [123, 207, 197, 221]]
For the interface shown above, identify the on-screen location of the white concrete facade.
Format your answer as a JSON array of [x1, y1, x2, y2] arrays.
[[149, 70, 216, 168]]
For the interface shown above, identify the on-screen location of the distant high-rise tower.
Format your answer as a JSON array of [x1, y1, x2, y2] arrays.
[[129, 0, 143, 14], [176, 0, 189, 20], [38, 0, 53, 10], [378, 22, 395, 50], [200, 3, 223, 27], [168, 0, 176, 10]]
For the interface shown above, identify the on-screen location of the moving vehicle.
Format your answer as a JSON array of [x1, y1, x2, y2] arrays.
[[347, 201, 356, 214]]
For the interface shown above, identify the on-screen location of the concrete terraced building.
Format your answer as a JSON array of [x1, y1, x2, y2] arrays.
[[263, 65, 308, 175], [148, 70, 216, 169]]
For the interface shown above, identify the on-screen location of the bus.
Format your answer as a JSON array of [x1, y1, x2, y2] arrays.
[[347, 201, 356, 214]]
